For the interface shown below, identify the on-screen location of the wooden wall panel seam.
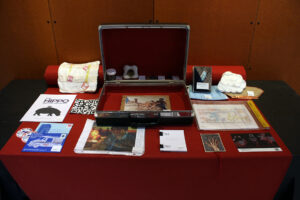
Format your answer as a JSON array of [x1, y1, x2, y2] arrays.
[[47, 0, 59, 64], [246, 0, 262, 70]]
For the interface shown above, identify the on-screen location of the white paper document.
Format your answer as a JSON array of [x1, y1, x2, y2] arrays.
[[20, 94, 76, 122], [159, 130, 187, 152], [74, 119, 145, 156]]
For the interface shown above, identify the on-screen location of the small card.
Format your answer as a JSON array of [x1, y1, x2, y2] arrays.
[[231, 133, 282, 152], [196, 82, 209, 90], [160, 130, 187, 152], [139, 75, 146, 80], [172, 76, 180, 80], [201, 133, 225, 152], [158, 75, 165, 80], [247, 91, 255, 96]]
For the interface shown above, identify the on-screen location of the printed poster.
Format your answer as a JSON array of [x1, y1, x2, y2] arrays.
[[20, 94, 76, 122]]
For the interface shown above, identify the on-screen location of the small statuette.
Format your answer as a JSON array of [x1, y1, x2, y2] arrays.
[[123, 65, 138, 79], [106, 68, 116, 81]]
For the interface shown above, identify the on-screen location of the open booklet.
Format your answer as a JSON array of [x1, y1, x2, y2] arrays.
[[74, 119, 145, 156]]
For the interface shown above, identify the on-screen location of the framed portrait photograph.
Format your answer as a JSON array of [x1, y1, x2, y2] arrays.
[[120, 95, 171, 111]]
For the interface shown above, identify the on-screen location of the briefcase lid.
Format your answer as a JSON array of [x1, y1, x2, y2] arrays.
[[98, 24, 190, 82]]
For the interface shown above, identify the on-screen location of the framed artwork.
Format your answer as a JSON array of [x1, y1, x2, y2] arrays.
[[120, 95, 171, 111], [192, 101, 263, 130]]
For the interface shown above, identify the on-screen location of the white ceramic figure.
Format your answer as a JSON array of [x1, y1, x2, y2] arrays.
[[217, 71, 246, 93]]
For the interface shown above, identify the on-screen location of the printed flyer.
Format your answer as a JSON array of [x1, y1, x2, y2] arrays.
[[20, 94, 76, 122]]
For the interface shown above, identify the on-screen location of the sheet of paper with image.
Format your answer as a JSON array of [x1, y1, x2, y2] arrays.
[[74, 119, 145, 156], [20, 94, 76, 122], [193, 104, 259, 130], [159, 130, 187, 152]]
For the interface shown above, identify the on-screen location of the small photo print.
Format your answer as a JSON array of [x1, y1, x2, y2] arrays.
[[231, 133, 282, 152], [120, 95, 171, 111], [201, 133, 226, 152]]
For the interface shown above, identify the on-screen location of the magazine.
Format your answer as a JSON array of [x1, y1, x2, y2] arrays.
[[74, 119, 145, 156]]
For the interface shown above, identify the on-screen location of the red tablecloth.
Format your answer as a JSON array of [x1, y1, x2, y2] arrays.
[[0, 87, 291, 200]]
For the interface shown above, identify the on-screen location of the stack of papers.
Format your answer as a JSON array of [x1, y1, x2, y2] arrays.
[[159, 130, 187, 152]]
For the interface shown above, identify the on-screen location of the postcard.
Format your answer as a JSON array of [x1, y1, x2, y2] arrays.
[[201, 133, 226, 152], [120, 95, 171, 111], [20, 94, 76, 122], [231, 133, 282, 152]]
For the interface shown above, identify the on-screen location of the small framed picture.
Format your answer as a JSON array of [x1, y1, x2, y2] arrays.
[[120, 95, 171, 111], [201, 133, 226, 152]]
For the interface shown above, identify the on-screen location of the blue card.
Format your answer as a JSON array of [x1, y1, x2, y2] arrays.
[[22, 123, 73, 153]]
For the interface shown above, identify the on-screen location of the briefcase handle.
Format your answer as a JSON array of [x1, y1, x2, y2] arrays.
[[131, 121, 159, 127]]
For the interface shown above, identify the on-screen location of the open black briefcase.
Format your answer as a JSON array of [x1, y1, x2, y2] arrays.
[[95, 24, 194, 126]]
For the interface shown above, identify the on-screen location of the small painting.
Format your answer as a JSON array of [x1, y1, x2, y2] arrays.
[[120, 95, 171, 111]]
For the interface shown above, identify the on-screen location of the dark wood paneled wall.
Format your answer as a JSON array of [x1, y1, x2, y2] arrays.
[[0, 0, 57, 88], [0, 0, 299, 94], [49, 0, 153, 63], [248, 0, 300, 93], [154, 0, 259, 66]]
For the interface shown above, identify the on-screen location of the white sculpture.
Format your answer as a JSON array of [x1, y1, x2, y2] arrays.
[[217, 71, 246, 93]]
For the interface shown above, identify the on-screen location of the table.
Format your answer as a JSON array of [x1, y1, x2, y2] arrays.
[[0, 80, 299, 200]]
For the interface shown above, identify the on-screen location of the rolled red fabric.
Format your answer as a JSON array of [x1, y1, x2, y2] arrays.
[[185, 65, 246, 85], [44, 65, 245, 86], [44, 65, 104, 87]]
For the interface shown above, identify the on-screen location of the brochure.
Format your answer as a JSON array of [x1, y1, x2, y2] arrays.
[[159, 130, 187, 152], [20, 94, 76, 122], [22, 123, 73, 153], [74, 119, 145, 156]]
